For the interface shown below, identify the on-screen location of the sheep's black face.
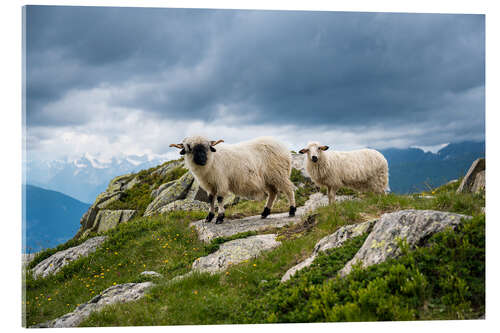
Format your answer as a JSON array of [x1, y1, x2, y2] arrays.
[[192, 144, 208, 166]]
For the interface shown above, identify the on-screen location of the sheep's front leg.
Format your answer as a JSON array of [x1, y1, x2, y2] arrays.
[[261, 191, 277, 219], [327, 186, 336, 205], [215, 196, 225, 224], [205, 194, 216, 223]]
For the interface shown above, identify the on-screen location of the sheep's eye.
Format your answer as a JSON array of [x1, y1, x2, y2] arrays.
[[186, 144, 191, 151]]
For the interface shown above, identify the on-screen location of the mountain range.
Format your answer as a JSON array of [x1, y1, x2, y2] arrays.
[[25, 153, 168, 203], [381, 141, 485, 193], [23, 184, 91, 253]]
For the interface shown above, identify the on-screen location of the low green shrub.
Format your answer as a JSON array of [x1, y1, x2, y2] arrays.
[[245, 214, 485, 323]]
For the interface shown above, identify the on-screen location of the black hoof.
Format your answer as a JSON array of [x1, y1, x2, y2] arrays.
[[205, 212, 215, 223], [261, 207, 271, 219], [289, 206, 297, 217], [215, 213, 225, 224]]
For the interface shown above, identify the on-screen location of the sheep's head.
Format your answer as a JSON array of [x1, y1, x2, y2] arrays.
[[299, 141, 329, 163], [170, 136, 224, 167]]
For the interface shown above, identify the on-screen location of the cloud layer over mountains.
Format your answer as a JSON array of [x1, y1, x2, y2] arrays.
[[25, 6, 484, 162]]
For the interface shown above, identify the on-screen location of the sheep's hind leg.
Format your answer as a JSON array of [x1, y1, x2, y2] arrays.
[[327, 186, 336, 205], [205, 194, 216, 223], [284, 181, 296, 217], [261, 190, 277, 219], [215, 196, 225, 224]]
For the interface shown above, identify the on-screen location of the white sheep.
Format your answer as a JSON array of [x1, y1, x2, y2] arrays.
[[170, 136, 296, 224], [299, 142, 389, 204]]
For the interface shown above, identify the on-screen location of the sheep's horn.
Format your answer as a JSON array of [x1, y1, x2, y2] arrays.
[[169, 143, 184, 149], [210, 139, 224, 146]]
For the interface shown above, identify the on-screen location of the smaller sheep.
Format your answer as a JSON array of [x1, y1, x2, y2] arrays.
[[299, 142, 389, 204], [170, 136, 296, 224]]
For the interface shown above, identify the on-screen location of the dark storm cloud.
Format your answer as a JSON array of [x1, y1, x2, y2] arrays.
[[26, 6, 484, 143]]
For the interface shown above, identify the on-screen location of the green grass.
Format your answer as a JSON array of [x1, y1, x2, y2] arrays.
[[24, 179, 485, 327]]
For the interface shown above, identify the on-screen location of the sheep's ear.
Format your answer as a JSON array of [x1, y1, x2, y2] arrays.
[[319, 146, 329, 151], [210, 147, 217, 152], [299, 148, 309, 154], [210, 139, 224, 146], [169, 143, 184, 149]]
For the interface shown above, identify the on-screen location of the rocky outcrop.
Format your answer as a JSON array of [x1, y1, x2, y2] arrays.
[[338, 210, 471, 277], [192, 234, 280, 274], [281, 220, 376, 282], [32, 236, 107, 279], [75, 172, 142, 238], [93, 210, 136, 233], [36, 282, 153, 328], [457, 158, 485, 194], [151, 160, 185, 177], [144, 172, 195, 216], [472, 170, 485, 194], [159, 199, 210, 213], [190, 193, 354, 242], [151, 180, 176, 199]]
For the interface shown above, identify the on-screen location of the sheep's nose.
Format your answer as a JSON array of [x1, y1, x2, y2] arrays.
[[311, 156, 318, 163]]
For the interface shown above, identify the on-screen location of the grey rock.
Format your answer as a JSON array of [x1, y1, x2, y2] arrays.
[[151, 180, 176, 199], [152, 160, 185, 177], [338, 210, 471, 277], [472, 170, 485, 194], [106, 174, 133, 193], [192, 234, 280, 273], [22, 252, 38, 267], [291, 153, 310, 179], [281, 220, 376, 282], [75, 191, 123, 238], [159, 199, 210, 213], [144, 172, 194, 216], [32, 236, 107, 279], [457, 158, 485, 194], [140, 271, 162, 278], [185, 179, 210, 202], [122, 176, 140, 191], [37, 282, 153, 328], [190, 193, 338, 243], [93, 210, 136, 233]]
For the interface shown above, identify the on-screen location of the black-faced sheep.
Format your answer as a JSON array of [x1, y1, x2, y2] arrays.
[[170, 136, 296, 224], [299, 141, 389, 204]]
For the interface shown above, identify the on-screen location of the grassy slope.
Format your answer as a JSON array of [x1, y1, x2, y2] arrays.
[[23, 176, 485, 326]]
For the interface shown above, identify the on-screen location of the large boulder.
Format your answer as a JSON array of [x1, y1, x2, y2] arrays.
[[338, 210, 471, 277], [190, 193, 353, 242], [185, 179, 210, 202], [457, 158, 485, 194], [32, 236, 107, 279], [144, 172, 195, 216], [192, 234, 280, 274], [75, 173, 141, 238], [281, 220, 376, 282], [151, 180, 176, 199], [93, 210, 136, 233], [159, 199, 210, 213], [35, 282, 153, 328]]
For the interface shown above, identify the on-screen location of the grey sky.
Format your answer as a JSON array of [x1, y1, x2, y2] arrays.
[[25, 6, 485, 161]]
